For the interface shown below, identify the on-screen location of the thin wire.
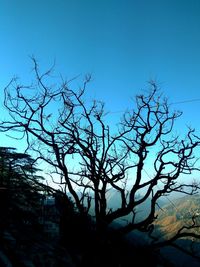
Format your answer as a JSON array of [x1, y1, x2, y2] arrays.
[[142, 168, 178, 211], [107, 97, 200, 115], [106, 96, 200, 209], [126, 158, 178, 210], [170, 98, 200, 105]]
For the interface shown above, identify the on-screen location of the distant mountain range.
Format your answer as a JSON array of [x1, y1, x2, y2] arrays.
[[82, 187, 200, 242], [107, 192, 200, 266], [152, 194, 200, 267], [107, 189, 167, 224], [107, 191, 200, 244], [155, 194, 200, 240]]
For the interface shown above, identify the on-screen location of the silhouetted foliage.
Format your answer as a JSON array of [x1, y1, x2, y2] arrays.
[[1, 58, 200, 262], [0, 147, 45, 229]]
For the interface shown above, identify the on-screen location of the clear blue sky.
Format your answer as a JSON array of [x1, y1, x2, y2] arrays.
[[1, 0, 200, 149]]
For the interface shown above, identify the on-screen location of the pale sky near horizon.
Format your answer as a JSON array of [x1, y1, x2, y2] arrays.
[[0, 0, 200, 151]]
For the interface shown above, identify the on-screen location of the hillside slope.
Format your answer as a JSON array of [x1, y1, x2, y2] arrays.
[[155, 194, 200, 239]]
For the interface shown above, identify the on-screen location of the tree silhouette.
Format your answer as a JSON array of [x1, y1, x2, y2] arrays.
[[1, 58, 200, 259], [0, 146, 46, 230]]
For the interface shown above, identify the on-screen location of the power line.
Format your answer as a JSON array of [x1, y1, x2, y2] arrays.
[[142, 168, 178, 212], [106, 96, 200, 209], [107, 97, 200, 115], [125, 158, 178, 211], [171, 98, 200, 105]]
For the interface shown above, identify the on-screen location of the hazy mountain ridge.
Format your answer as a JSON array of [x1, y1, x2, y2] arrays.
[[155, 194, 200, 239], [107, 189, 167, 224]]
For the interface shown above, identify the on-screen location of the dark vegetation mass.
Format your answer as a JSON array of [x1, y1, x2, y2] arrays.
[[1, 59, 200, 266]]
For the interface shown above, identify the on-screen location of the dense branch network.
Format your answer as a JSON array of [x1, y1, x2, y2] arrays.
[[1, 59, 200, 255]]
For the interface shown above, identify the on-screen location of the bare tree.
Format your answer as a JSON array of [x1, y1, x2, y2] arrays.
[[1, 58, 200, 256]]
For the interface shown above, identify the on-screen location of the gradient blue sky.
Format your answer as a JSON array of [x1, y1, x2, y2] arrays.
[[1, 0, 200, 149]]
